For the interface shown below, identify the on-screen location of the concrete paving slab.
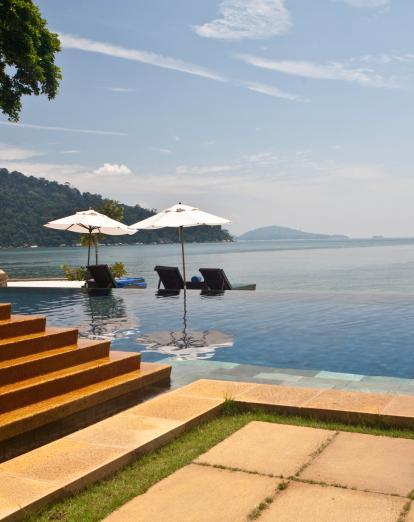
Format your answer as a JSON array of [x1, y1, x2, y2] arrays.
[[172, 378, 257, 399], [128, 392, 223, 422], [382, 395, 414, 417], [303, 388, 393, 413], [195, 421, 335, 477], [0, 438, 125, 487], [237, 383, 324, 407], [68, 413, 182, 450], [301, 431, 414, 496], [260, 481, 406, 522], [105, 464, 280, 522], [0, 472, 58, 521]]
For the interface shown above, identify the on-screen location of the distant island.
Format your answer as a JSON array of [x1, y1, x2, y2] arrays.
[[0, 168, 232, 247], [238, 225, 349, 241]]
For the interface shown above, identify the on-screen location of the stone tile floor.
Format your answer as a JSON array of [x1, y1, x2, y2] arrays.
[[106, 421, 413, 522], [162, 358, 414, 396], [1, 379, 412, 521]]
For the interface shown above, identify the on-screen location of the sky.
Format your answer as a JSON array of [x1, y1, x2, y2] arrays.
[[1, 0, 414, 236]]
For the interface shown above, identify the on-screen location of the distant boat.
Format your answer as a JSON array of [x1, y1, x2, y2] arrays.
[[30, 245, 39, 248]]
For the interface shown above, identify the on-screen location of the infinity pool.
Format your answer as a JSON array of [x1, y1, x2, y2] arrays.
[[1, 288, 413, 379]]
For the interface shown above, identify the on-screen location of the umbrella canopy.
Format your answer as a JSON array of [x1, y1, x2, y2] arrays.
[[132, 203, 230, 229], [131, 203, 230, 287], [44, 209, 136, 235], [44, 209, 136, 264]]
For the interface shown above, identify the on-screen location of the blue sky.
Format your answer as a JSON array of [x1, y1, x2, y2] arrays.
[[1, 0, 414, 236]]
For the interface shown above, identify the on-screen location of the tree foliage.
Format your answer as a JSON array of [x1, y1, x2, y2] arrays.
[[0, 168, 233, 247], [0, 0, 62, 121], [79, 199, 124, 254]]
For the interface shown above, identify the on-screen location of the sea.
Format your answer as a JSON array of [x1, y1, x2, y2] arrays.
[[2, 237, 414, 293]]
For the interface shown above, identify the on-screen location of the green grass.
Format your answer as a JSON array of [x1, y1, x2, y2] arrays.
[[26, 408, 414, 522]]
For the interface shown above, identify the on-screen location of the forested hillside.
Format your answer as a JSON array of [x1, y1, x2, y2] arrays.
[[0, 169, 232, 247]]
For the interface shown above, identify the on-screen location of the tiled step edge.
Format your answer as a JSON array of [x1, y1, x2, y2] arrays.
[[0, 352, 141, 412], [0, 340, 112, 386], [0, 316, 46, 340], [0, 362, 172, 442], [0, 304, 11, 321], [0, 327, 79, 361]]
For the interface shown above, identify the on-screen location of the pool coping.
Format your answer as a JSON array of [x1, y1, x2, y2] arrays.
[[0, 379, 413, 521], [162, 358, 414, 396]]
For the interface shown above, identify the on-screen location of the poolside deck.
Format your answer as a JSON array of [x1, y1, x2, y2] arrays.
[[7, 279, 84, 288], [0, 378, 412, 521], [107, 420, 413, 522]]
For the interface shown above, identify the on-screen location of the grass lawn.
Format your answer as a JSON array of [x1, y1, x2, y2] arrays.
[[26, 403, 414, 522]]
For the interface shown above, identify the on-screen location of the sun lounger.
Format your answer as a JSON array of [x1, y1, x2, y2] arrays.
[[199, 268, 256, 291], [154, 266, 185, 290], [87, 265, 146, 289]]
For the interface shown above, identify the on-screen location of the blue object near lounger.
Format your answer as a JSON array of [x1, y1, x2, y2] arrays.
[[116, 277, 146, 288]]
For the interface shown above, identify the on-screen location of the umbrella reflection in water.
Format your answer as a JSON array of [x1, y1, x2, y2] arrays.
[[136, 291, 233, 360], [79, 293, 138, 341]]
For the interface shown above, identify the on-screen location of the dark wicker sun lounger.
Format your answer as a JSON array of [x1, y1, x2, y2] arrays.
[[154, 265, 185, 290], [87, 264, 117, 289], [199, 268, 256, 291]]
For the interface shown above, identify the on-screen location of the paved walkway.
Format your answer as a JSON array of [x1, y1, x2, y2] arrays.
[[0, 379, 413, 520], [106, 421, 413, 522]]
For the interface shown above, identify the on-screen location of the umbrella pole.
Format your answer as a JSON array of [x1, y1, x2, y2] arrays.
[[95, 237, 99, 265], [180, 226, 186, 289], [87, 230, 91, 266]]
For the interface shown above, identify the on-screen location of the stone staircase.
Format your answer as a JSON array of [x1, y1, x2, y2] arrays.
[[0, 303, 171, 444]]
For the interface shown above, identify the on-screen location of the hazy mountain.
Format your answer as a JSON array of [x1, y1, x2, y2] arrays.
[[238, 225, 349, 241]]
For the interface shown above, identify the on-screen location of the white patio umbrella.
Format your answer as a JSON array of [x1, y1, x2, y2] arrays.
[[44, 209, 136, 265], [130, 203, 230, 287]]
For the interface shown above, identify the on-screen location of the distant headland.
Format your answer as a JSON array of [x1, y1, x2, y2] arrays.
[[238, 225, 349, 241]]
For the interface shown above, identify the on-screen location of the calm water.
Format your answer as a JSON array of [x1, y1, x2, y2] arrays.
[[0, 287, 413, 379], [2, 237, 414, 292], [1, 238, 414, 378]]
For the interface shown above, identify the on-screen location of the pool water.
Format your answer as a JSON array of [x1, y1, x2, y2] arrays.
[[1, 288, 413, 379]]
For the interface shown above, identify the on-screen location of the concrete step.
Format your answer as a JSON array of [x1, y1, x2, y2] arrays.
[[0, 315, 46, 340], [0, 339, 112, 386], [0, 327, 79, 361], [0, 351, 141, 412], [0, 362, 171, 442], [0, 304, 11, 321]]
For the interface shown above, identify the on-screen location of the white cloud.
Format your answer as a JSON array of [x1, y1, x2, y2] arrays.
[[61, 150, 80, 154], [60, 33, 226, 82], [1, 161, 86, 180], [0, 144, 42, 161], [0, 121, 127, 136], [236, 54, 395, 88], [193, 0, 291, 40], [93, 163, 132, 176], [176, 164, 235, 175], [330, 165, 386, 180], [104, 87, 138, 92], [333, 0, 390, 8], [244, 81, 308, 102]]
